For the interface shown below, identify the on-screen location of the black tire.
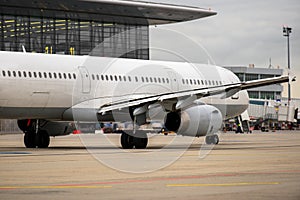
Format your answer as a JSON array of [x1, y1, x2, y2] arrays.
[[205, 136, 212, 145], [24, 132, 36, 148], [212, 135, 219, 145], [37, 130, 50, 148], [205, 135, 219, 145], [134, 137, 148, 149], [121, 132, 134, 149]]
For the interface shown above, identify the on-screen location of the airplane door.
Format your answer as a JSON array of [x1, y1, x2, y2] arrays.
[[78, 66, 91, 94], [167, 70, 179, 92]]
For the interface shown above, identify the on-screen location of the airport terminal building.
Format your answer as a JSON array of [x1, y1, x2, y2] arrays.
[[0, 0, 215, 59], [224, 65, 284, 100]]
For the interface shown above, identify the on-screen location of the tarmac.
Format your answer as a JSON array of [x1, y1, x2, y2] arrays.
[[0, 131, 300, 200]]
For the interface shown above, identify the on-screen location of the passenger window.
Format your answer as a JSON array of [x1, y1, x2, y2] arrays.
[[135, 76, 138, 82], [28, 71, 32, 78], [105, 75, 109, 81], [49, 73, 52, 79], [154, 77, 157, 83], [158, 77, 161, 83], [73, 73, 76, 79], [166, 78, 169, 84], [44, 72, 47, 78], [145, 77, 148, 82], [58, 73, 62, 79], [68, 73, 72, 79], [149, 77, 153, 82], [63, 73, 67, 79], [18, 71, 22, 77], [114, 75, 118, 81], [110, 75, 113, 81], [53, 73, 57, 79], [128, 76, 131, 82], [141, 77, 144, 82], [33, 72, 37, 78], [23, 71, 27, 78], [13, 71, 16, 77], [123, 76, 126, 81], [197, 80, 200, 85], [96, 74, 99, 80], [2, 70, 5, 77], [162, 78, 165, 83], [182, 79, 185, 84], [119, 75, 122, 81], [92, 74, 95, 80]]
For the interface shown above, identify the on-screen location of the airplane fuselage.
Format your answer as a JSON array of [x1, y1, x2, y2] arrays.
[[0, 51, 249, 121]]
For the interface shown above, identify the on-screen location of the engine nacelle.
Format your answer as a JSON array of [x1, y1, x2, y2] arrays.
[[164, 105, 223, 137], [18, 119, 76, 136]]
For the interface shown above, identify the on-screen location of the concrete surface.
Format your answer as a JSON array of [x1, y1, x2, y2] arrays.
[[0, 131, 300, 200]]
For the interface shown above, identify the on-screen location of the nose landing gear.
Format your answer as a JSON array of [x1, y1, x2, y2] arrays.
[[205, 134, 219, 145]]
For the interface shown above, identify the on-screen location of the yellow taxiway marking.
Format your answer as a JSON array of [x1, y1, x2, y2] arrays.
[[0, 185, 112, 189], [166, 182, 280, 187]]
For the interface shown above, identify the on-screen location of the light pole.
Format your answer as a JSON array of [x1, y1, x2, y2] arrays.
[[283, 26, 292, 103]]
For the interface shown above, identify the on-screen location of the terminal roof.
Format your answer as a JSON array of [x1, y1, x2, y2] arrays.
[[0, 0, 217, 25]]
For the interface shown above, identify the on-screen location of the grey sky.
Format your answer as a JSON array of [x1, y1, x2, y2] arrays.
[[145, 0, 300, 98]]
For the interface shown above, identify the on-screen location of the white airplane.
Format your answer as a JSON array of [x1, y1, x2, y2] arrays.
[[0, 51, 291, 149]]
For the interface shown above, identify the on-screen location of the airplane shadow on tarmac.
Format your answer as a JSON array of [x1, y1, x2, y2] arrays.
[[1, 142, 300, 155]]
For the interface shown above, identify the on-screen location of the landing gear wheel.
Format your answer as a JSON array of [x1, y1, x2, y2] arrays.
[[24, 132, 36, 148], [205, 136, 211, 145], [37, 130, 50, 148], [205, 135, 219, 145], [133, 133, 148, 149], [212, 135, 219, 145], [121, 132, 148, 149], [121, 132, 134, 149]]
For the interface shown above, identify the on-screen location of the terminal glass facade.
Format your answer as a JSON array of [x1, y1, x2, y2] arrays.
[[0, 14, 149, 59], [224, 66, 283, 100]]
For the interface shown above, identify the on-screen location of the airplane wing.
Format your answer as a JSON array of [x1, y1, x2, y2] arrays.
[[98, 75, 291, 114], [222, 75, 291, 98], [240, 75, 290, 90]]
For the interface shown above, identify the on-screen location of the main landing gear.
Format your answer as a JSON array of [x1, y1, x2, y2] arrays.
[[19, 120, 50, 148], [205, 134, 219, 145], [24, 130, 50, 148], [120, 131, 148, 149]]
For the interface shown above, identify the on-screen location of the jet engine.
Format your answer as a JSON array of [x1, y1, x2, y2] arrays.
[[164, 105, 223, 137]]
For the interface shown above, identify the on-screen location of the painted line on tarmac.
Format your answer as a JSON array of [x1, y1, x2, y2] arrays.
[[166, 182, 280, 187], [0, 151, 32, 155], [0, 185, 112, 190]]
